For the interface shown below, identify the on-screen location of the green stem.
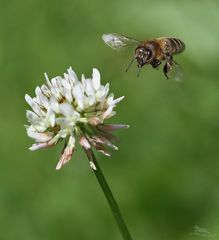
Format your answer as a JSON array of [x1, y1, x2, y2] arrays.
[[90, 150, 133, 240]]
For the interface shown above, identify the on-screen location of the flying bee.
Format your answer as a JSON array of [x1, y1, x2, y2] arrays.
[[102, 33, 185, 79]]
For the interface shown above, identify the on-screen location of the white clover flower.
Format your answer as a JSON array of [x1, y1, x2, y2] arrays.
[[25, 67, 128, 170]]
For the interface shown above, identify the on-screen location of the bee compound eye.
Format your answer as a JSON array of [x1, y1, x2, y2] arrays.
[[146, 49, 152, 59]]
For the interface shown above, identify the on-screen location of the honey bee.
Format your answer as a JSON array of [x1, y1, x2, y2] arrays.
[[102, 33, 185, 79]]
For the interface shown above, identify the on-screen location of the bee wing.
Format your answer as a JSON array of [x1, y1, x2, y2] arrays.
[[102, 33, 141, 50], [168, 61, 184, 81]]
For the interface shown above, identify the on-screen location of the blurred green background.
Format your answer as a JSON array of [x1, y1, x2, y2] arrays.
[[1, 0, 219, 239]]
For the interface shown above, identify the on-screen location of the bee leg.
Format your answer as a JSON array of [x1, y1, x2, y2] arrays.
[[172, 59, 180, 67], [163, 54, 173, 79], [151, 59, 161, 69], [163, 62, 172, 79]]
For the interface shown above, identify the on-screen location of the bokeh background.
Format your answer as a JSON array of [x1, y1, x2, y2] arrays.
[[1, 0, 219, 239]]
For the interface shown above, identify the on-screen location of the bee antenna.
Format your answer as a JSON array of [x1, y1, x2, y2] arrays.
[[125, 57, 136, 72], [137, 67, 141, 78]]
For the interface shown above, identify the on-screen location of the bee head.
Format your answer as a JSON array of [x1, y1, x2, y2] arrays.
[[135, 47, 153, 68]]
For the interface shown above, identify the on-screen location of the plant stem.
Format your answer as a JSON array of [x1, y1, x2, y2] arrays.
[[90, 150, 133, 240]]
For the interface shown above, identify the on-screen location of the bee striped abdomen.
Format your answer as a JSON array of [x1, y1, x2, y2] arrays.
[[168, 38, 185, 54]]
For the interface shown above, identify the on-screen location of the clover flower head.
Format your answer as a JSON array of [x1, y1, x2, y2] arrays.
[[25, 67, 128, 170]]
